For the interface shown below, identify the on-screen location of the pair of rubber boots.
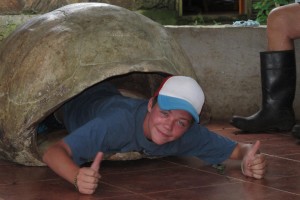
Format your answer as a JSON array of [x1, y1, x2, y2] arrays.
[[231, 50, 300, 139]]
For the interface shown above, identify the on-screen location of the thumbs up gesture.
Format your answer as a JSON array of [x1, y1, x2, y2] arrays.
[[76, 152, 103, 194], [241, 141, 267, 179]]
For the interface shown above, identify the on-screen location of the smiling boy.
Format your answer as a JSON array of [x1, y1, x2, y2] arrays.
[[43, 76, 267, 194]]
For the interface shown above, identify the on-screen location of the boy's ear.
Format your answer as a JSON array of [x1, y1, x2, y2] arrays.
[[147, 97, 154, 112]]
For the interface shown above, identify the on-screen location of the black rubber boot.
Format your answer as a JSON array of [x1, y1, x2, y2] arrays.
[[230, 50, 296, 133]]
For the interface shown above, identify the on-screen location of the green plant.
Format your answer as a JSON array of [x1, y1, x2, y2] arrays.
[[194, 15, 205, 25], [0, 22, 17, 42], [253, 0, 293, 24], [136, 9, 178, 25]]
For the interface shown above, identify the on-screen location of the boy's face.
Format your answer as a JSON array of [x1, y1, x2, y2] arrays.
[[143, 98, 193, 145]]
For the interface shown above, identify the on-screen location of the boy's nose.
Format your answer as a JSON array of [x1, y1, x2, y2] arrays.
[[163, 118, 174, 131]]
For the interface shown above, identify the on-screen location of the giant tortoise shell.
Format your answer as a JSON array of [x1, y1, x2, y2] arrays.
[[0, 3, 198, 166]]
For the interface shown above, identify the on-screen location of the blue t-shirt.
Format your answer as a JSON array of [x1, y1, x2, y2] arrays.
[[63, 83, 237, 165]]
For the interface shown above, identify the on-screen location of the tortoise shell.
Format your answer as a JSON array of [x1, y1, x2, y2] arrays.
[[0, 3, 196, 166]]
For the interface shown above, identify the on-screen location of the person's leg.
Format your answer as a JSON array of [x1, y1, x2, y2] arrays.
[[230, 3, 300, 133], [231, 50, 296, 132], [269, 3, 300, 139], [267, 3, 300, 51], [36, 112, 65, 134]]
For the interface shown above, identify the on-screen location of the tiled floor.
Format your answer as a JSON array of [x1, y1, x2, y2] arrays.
[[0, 121, 299, 200]]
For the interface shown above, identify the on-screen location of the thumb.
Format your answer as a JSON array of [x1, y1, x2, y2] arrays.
[[248, 140, 261, 157], [90, 152, 103, 171]]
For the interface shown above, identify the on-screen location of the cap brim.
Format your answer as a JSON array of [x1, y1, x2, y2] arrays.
[[158, 95, 199, 123]]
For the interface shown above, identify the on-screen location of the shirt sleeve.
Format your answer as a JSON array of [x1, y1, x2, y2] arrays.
[[178, 124, 237, 164], [63, 117, 107, 165]]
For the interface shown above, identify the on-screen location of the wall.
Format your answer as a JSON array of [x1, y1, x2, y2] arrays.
[[1, 15, 300, 120], [167, 25, 300, 120]]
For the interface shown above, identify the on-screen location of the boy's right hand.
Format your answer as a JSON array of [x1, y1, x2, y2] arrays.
[[76, 152, 103, 194]]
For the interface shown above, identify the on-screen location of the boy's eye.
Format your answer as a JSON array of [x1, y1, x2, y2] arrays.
[[177, 120, 187, 127]]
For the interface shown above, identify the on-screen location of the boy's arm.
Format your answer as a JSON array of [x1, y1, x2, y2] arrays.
[[42, 140, 103, 194], [229, 140, 267, 179]]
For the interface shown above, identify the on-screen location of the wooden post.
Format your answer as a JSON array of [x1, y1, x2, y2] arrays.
[[239, 0, 245, 14], [176, 0, 183, 17]]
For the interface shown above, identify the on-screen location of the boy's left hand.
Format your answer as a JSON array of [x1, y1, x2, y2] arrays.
[[241, 140, 267, 179]]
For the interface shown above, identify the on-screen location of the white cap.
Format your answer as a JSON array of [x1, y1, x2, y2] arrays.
[[154, 76, 205, 123]]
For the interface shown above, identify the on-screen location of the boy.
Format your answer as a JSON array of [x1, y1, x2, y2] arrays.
[[43, 76, 266, 194]]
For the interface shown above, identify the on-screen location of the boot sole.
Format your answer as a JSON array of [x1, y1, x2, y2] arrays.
[[231, 121, 295, 133]]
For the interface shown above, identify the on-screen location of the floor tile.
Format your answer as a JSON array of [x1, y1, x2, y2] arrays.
[[0, 165, 58, 185], [146, 182, 300, 200], [101, 165, 239, 193], [259, 138, 300, 157]]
